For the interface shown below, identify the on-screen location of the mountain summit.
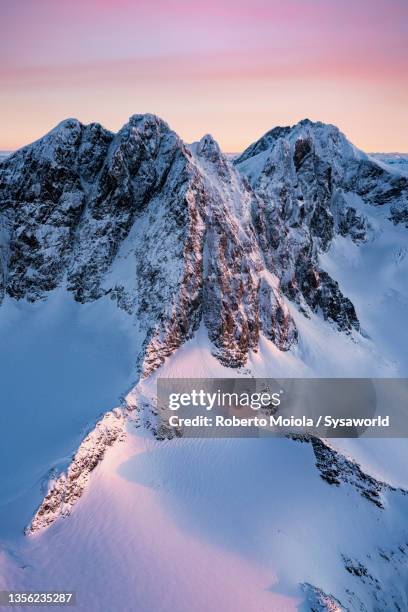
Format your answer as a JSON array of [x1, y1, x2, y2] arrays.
[[1, 115, 407, 375]]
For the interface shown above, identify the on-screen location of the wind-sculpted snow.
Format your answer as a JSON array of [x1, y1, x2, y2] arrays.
[[21, 415, 408, 611]]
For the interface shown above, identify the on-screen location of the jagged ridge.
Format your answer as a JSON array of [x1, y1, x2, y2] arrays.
[[1, 115, 407, 373]]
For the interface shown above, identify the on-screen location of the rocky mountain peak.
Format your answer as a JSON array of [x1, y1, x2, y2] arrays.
[[190, 133, 232, 181], [34, 117, 84, 148], [236, 119, 408, 333], [234, 124, 292, 165], [195, 133, 222, 160], [128, 112, 170, 130], [1, 114, 407, 376], [235, 118, 367, 175]]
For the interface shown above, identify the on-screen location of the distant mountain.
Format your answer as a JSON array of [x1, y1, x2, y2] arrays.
[[370, 152, 408, 176]]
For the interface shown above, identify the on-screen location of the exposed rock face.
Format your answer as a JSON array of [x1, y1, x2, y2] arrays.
[[1, 115, 407, 370], [292, 435, 407, 509], [190, 135, 297, 367], [309, 437, 407, 508], [236, 119, 408, 332], [26, 410, 126, 535], [341, 543, 408, 611], [301, 583, 345, 612], [337, 547, 408, 611], [0, 119, 113, 302], [296, 438, 408, 612], [0, 114, 297, 373]]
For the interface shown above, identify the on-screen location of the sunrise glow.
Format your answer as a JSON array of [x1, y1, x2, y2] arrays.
[[1, 0, 407, 152]]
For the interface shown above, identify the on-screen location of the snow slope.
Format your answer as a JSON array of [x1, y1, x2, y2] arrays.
[[1, 276, 408, 611], [2, 387, 408, 611], [0, 291, 140, 541], [1, 117, 408, 611], [370, 153, 408, 177], [319, 192, 408, 375]]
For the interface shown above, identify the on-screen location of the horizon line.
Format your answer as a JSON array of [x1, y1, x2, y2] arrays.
[[1, 114, 408, 156]]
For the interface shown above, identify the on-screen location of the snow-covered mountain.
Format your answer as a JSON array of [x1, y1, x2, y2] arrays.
[[235, 119, 407, 330], [1, 116, 408, 611], [2, 116, 407, 372], [371, 153, 408, 177], [0, 115, 297, 375]]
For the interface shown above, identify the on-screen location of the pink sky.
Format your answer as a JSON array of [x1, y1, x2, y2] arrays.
[[1, 0, 407, 151]]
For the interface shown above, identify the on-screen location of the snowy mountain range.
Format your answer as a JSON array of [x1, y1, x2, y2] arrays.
[[1, 116, 408, 611]]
